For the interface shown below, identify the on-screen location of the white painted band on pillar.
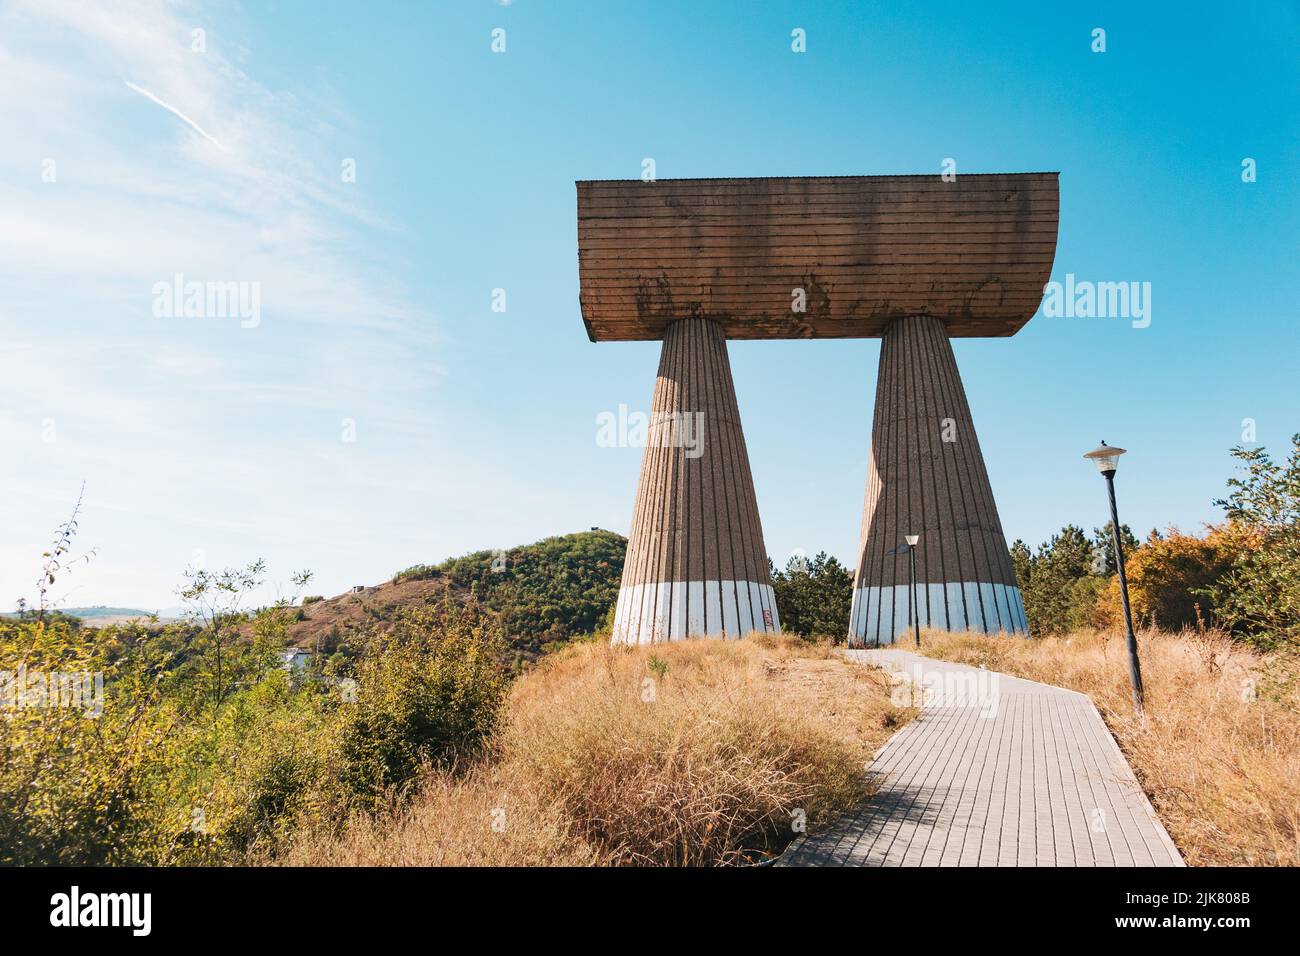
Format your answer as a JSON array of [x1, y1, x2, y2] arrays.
[[848, 582, 1028, 644], [612, 580, 781, 644]]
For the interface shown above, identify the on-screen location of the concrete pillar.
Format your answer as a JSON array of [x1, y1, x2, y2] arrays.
[[612, 317, 780, 644], [849, 315, 1028, 645]]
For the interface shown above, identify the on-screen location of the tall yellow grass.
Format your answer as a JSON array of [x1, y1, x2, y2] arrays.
[[917, 628, 1300, 866], [286, 636, 911, 866], [280, 764, 605, 866]]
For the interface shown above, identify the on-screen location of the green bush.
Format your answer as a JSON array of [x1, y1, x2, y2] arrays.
[[1205, 436, 1300, 647], [338, 600, 506, 807], [0, 616, 175, 864], [392, 564, 439, 585], [1, 586, 509, 864]]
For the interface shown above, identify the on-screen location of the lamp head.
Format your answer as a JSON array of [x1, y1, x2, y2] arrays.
[[904, 534, 920, 547], [1084, 441, 1126, 476]]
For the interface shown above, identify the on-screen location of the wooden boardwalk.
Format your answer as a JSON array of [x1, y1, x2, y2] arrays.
[[780, 649, 1184, 867]]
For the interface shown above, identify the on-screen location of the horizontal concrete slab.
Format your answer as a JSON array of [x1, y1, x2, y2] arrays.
[[578, 173, 1059, 341]]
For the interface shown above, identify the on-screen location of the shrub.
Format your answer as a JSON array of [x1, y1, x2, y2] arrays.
[[1204, 437, 1300, 647], [0, 616, 186, 864], [392, 564, 439, 585], [1094, 527, 1232, 631], [338, 599, 506, 807], [2, 586, 511, 864]]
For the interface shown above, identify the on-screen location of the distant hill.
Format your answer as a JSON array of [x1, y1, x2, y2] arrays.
[[1, 605, 150, 618], [0, 605, 178, 627], [286, 529, 627, 663]]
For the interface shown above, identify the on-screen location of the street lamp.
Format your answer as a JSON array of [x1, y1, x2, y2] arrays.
[[904, 534, 921, 648], [1083, 441, 1145, 717]]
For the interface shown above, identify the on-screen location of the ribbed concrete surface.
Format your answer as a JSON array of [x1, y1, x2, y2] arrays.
[[851, 315, 1025, 644], [779, 650, 1184, 867], [612, 317, 779, 643], [576, 173, 1060, 341]]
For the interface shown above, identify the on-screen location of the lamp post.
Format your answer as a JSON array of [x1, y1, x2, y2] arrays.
[[1083, 442, 1145, 718], [904, 534, 921, 647]]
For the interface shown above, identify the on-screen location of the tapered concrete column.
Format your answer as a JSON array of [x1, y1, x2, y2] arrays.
[[612, 318, 780, 644], [849, 315, 1027, 645]]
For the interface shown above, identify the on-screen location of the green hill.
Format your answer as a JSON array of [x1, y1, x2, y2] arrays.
[[393, 528, 626, 646], [284, 529, 627, 665]]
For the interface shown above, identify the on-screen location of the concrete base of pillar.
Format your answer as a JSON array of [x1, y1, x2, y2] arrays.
[[850, 583, 1028, 646], [613, 580, 780, 644]]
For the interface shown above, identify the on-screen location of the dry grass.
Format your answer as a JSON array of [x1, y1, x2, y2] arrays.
[[916, 627, 1300, 866], [287, 636, 912, 866], [280, 765, 606, 866]]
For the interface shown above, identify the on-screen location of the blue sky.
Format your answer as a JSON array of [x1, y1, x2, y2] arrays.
[[2, 0, 1297, 610]]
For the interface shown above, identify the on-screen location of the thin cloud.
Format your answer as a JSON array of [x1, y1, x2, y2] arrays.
[[0, 0, 442, 608], [123, 79, 224, 150]]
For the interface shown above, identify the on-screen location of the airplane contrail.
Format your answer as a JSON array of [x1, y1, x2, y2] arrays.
[[123, 80, 225, 150]]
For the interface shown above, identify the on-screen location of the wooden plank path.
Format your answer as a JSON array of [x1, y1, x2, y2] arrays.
[[779, 649, 1184, 867]]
